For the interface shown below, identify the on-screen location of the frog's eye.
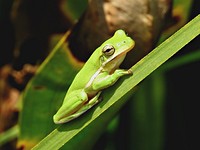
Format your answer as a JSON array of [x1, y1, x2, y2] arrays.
[[102, 45, 115, 56]]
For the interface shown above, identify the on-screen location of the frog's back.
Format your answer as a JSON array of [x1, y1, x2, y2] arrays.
[[66, 49, 101, 93]]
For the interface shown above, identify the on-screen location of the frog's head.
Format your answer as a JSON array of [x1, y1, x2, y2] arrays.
[[99, 30, 135, 72]]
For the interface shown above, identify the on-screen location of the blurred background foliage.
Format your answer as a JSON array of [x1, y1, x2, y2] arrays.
[[0, 0, 200, 149]]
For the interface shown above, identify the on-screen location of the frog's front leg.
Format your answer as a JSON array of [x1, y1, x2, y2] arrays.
[[92, 69, 132, 91]]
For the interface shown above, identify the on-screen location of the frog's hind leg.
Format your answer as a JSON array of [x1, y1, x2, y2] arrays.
[[69, 91, 102, 119], [87, 91, 102, 108]]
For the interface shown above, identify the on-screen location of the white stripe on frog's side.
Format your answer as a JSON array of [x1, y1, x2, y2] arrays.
[[85, 66, 103, 89]]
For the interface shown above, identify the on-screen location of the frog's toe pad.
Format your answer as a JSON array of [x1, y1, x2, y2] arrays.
[[127, 69, 133, 75]]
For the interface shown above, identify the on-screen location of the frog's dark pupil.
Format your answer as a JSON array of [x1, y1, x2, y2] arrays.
[[105, 48, 113, 52]]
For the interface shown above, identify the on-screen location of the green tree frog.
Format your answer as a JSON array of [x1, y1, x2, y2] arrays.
[[53, 29, 135, 124]]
